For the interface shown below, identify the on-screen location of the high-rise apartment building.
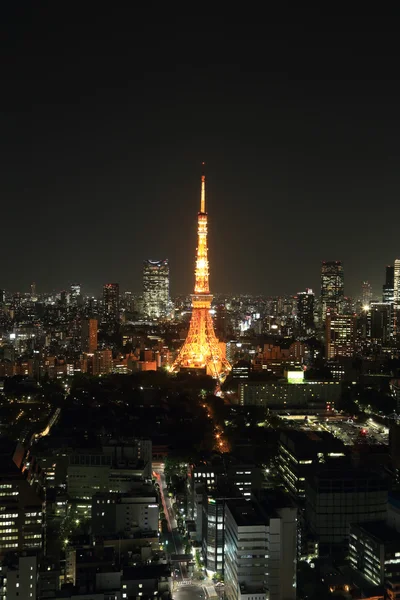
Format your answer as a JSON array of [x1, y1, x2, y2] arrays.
[[325, 312, 357, 359], [81, 318, 98, 353], [320, 261, 344, 317], [224, 496, 297, 600], [296, 289, 315, 336], [383, 265, 395, 303], [103, 283, 120, 319], [143, 259, 170, 318]]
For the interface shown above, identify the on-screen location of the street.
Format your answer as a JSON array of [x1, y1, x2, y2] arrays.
[[174, 583, 206, 600], [153, 463, 188, 581]]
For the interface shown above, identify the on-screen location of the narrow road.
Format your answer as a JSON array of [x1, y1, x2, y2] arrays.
[[154, 463, 188, 582]]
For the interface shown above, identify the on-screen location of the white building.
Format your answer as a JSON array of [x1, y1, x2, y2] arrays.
[[67, 441, 153, 503], [224, 498, 297, 600], [92, 486, 159, 536], [0, 553, 37, 600]]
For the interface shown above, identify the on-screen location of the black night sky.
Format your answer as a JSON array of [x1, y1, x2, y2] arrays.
[[2, 13, 400, 298]]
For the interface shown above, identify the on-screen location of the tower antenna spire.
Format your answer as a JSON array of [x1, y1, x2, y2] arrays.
[[200, 161, 206, 213]]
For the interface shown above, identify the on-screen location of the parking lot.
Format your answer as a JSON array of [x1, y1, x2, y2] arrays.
[[280, 415, 389, 446]]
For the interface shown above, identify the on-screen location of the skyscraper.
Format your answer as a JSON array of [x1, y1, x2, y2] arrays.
[[370, 303, 392, 345], [320, 261, 344, 317], [361, 281, 372, 308], [70, 283, 82, 306], [172, 166, 231, 380], [81, 318, 98, 353], [394, 259, 400, 306], [325, 312, 357, 359], [382, 265, 394, 303], [143, 259, 170, 318], [296, 288, 315, 336], [103, 283, 119, 319]]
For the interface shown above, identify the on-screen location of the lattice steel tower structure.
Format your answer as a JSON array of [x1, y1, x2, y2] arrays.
[[172, 166, 231, 380]]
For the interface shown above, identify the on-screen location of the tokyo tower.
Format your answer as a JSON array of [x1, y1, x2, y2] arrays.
[[172, 165, 231, 380]]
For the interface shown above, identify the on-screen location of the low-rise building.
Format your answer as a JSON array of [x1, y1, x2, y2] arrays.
[[92, 486, 159, 537], [239, 379, 341, 408]]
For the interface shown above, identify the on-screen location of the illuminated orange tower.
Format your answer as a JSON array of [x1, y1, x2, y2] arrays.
[[172, 165, 231, 380]]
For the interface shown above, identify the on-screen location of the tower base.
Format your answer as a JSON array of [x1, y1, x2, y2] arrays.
[[172, 306, 231, 380]]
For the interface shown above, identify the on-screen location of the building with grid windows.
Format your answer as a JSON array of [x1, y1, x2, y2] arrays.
[[143, 259, 170, 319]]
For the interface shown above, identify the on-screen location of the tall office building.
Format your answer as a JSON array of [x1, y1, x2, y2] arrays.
[[361, 281, 372, 307], [30, 282, 37, 301], [383, 265, 395, 303], [81, 318, 98, 353], [320, 261, 344, 317], [296, 289, 315, 336], [70, 283, 81, 305], [325, 312, 357, 359], [143, 259, 170, 318], [103, 283, 120, 319], [395, 259, 400, 306], [370, 303, 392, 345]]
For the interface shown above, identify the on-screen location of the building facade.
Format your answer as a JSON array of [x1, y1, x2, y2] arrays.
[[0, 441, 44, 556], [278, 430, 346, 499]]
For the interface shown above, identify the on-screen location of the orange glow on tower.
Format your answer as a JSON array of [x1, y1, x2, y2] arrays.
[[172, 166, 231, 380]]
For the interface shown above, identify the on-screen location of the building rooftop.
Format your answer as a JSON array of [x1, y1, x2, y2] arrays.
[[226, 500, 267, 527], [279, 429, 346, 457], [122, 564, 171, 581], [352, 521, 400, 544]]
